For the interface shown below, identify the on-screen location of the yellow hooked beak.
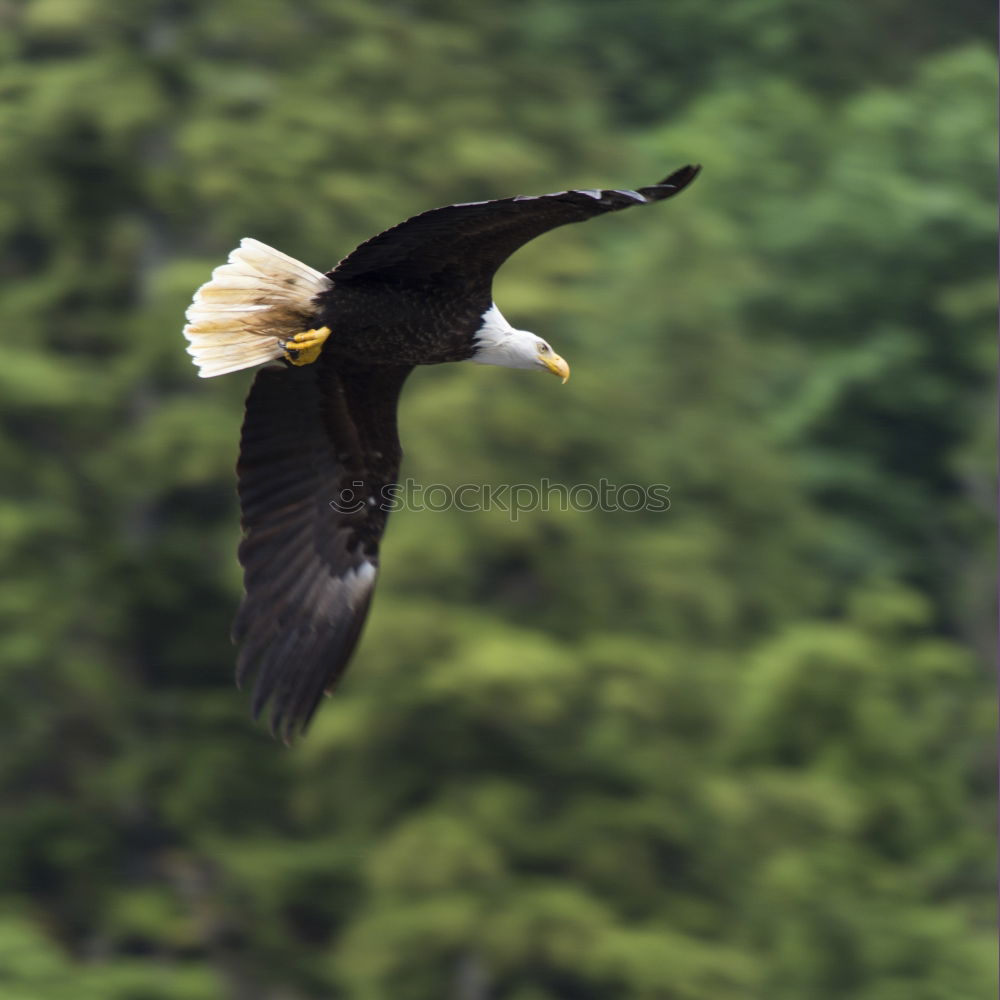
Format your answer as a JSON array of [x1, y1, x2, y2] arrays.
[[540, 351, 570, 383]]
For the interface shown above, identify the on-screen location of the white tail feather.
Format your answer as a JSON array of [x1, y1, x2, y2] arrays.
[[183, 238, 333, 378]]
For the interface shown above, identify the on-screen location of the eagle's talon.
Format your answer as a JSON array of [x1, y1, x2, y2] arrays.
[[281, 326, 331, 366]]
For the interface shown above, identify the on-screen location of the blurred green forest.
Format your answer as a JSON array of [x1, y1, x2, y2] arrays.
[[0, 0, 995, 997]]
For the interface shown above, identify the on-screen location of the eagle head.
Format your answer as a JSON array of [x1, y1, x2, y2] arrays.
[[470, 303, 570, 382]]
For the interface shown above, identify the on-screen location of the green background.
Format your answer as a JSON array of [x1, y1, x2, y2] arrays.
[[0, 1, 995, 997]]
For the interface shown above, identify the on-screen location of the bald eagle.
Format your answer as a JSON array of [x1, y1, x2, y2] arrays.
[[184, 165, 700, 741]]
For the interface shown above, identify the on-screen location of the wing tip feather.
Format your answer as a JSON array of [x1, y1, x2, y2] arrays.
[[235, 558, 379, 743]]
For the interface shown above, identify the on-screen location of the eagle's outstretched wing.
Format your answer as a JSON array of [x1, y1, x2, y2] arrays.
[[326, 164, 701, 289], [232, 361, 411, 742]]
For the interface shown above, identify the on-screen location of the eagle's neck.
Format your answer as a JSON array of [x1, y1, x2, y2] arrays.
[[469, 304, 540, 371]]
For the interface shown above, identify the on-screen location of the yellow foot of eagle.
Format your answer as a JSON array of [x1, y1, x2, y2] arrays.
[[280, 326, 331, 366]]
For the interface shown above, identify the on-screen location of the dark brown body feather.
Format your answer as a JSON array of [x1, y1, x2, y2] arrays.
[[232, 165, 700, 740]]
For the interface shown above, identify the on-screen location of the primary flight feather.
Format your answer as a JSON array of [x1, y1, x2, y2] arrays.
[[184, 164, 700, 741]]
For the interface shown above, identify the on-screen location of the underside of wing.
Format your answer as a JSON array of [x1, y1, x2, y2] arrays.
[[325, 164, 701, 288], [232, 361, 411, 742]]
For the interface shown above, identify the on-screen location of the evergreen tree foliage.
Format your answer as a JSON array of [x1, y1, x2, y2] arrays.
[[0, 1, 994, 997]]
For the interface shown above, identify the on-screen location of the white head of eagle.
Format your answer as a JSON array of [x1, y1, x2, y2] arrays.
[[470, 303, 570, 382]]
